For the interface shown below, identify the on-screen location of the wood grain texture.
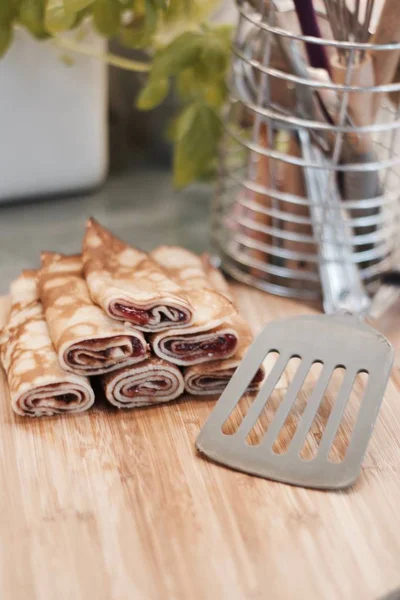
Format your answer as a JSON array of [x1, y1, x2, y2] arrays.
[[1, 285, 400, 600]]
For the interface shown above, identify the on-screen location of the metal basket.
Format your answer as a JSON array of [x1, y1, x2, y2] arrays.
[[211, 0, 400, 300]]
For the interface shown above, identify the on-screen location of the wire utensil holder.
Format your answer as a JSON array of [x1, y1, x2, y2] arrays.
[[211, 0, 400, 300]]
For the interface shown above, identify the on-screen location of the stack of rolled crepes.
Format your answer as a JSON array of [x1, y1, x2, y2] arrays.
[[0, 218, 264, 416], [0, 271, 94, 417], [38, 249, 185, 409], [82, 220, 264, 401]]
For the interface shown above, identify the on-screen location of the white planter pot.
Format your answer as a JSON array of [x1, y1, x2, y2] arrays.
[[0, 29, 108, 202]]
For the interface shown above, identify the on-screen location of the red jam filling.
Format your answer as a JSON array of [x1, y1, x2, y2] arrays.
[[166, 334, 237, 358], [57, 394, 76, 403], [114, 304, 150, 325], [198, 377, 221, 386], [114, 304, 187, 326], [68, 336, 145, 363], [124, 380, 169, 397], [198, 367, 263, 388], [251, 368, 264, 384], [128, 337, 145, 357]]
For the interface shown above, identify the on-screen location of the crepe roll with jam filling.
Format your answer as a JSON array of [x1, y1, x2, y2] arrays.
[[0, 271, 94, 417], [83, 218, 194, 332], [101, 357, 184, 408], [149, 246, 238, 366], [38, 252, 148, 376]]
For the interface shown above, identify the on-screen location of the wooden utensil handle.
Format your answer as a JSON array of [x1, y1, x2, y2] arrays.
[[388, 57, 400, 107], [280, 135, 315, 278], [331, 55, 374, 156], [370, 0, 400, 118], [246, 124, 273, 279]]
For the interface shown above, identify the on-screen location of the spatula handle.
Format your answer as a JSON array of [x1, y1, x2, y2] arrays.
[[298, 129, 371, 316]]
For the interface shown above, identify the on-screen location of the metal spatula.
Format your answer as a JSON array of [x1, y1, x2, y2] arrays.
[[196, 311, 393, 489]]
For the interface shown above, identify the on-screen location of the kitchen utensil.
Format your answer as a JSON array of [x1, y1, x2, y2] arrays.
[[298, 127, 370, 314], [324, 0, 375, 64], [278, 134, 315, 277], [288, 0, 381, 265], [330, 55, 382, 249], [277, 1, 380, 203], [281, 31, 371, 315], [370, 0, 400, 118], [380, 586, 400, 600], [244, 130, 313, 280], [245, 123, 274, 277], [213, 0, 399, 299], [196, 306, 393, 489], [197, 38, 391, 488], [292, 0, 331, 74], [388, 57, 400, 108], [369, 269, 400, 319], [311, 1, 380, 201]]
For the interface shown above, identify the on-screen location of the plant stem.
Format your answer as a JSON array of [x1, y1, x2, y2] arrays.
[[54, 37, 151, 72]]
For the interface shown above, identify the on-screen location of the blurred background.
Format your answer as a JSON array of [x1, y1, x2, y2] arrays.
[[0, 0, 237, 292], [1, 0, 399, 303]]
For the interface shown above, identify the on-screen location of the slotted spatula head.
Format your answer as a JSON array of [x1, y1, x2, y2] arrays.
[[196, 314, 393, 490]]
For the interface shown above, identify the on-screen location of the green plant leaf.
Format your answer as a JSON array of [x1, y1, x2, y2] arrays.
[[0, 0, 16, 56], [173, 102, 221, 188], [0, 22, 13, 57], [199, 34, 228, 76], [18, 0, 47, 38], [213, 24, 233, 45], [204, 78, 227, 108], [162, 0, 214, 24], [93, 0, 121, 36], [136, 77, 169, 110], [151, 31, 202, 78], [0, 2, 17, 22], [44, 0, 75, 32], [120, 0, 159, 48], [165, 115, 179, 141], [176, 67, 201, 100], [120, 19, 145, 48], [143, 0, 157, 33], [176, 63, 227, 108], [64, 0, 95, 12]]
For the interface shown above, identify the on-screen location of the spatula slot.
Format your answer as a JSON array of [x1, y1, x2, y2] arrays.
[[221, 351, 280, 436], [244, 356, 303, 446], [271, 361, 324, 455], [328, 371, 370, 464], [299, 366, 347, 461]]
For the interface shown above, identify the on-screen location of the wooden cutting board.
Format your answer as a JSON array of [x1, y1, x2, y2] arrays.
[[1, 283, 400, 600]]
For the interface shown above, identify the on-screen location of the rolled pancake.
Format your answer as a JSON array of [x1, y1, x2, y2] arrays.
[[0, 271, 94, 417], [101, 357, 184, 408], [38, 252, 148, 376], [184, 315, 265, 395], [149, 246, 238, 366], [82, 218, 193, 331], [183, 257, 264, 394]]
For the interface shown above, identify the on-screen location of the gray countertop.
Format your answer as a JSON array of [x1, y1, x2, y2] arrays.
[[0, 162, 212, 294]]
